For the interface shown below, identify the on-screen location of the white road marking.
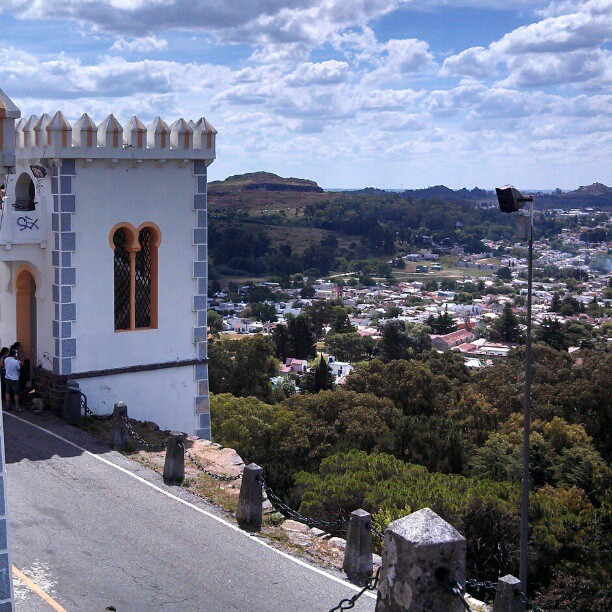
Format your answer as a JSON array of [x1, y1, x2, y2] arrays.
[[5, 413, 376, 599]]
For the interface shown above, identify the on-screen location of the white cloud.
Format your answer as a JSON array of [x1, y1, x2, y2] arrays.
[[1, 1, 611, 189], [285, 60, 349, 86], [110, 36, 168, 52], [441, 0, 611, 89], [2, 0, 408, 45], [490, 7, 611, 54], [440, 46, 497, 78], [362, 38, 437, 85], [501, 48, 610, 87]]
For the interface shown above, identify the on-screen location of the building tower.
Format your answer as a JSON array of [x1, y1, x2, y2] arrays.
[[0, 89, 216, 438]]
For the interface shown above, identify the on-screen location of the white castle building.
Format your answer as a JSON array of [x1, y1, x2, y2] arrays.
[[0, 89, 215, 438]]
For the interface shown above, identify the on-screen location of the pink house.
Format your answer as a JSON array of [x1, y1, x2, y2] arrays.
[[279, 358, 308, 376]]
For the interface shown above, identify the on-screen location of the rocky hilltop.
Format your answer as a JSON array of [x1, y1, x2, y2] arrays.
[[209, 171, 323, 194]]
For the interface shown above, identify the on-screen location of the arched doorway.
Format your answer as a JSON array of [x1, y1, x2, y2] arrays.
[[15, 268, 37, 384]]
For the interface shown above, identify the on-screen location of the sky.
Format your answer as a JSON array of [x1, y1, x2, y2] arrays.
[[0, 0, 610, 189]]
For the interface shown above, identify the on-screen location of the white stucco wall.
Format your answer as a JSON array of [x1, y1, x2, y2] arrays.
[[0, 161, 55, 362], [70, 159, 199, 372], [78, 365, 200, 434]]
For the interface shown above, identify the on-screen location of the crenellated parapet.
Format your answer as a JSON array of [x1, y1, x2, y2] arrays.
[[0, 88, 216, 164]]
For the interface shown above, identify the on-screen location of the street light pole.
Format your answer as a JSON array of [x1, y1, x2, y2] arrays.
[[495, 186, 534, 594], [520, 198, 534, 592]]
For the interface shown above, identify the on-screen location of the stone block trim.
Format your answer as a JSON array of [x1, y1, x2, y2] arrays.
[[52, 159, 77, 376], [193, 160, 210, 440]]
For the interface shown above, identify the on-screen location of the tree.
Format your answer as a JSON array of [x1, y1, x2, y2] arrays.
[[379, 320, 409, 361], [250, 301, 277, 322], [273, 323, 290, 360], [405, 323, 433, 354], [536, 317, 568, 351], [551, 292, 562, 313], [563, 321, 593, 348], [345, 358, 453, 417], [287, 314, 316, 358], [472, 414, 610, 502], [207, 309, 224, 335], [208, 279, 221, 297], [426, 312, 456, 334], [490, 303, 521, 343], [303, 355, 335, 393], [560, 296, 582, 316], [497, 266, 513, 281], [208, 335, 278, 401], [303, 301, 352, 336], [300, 284, 315, 299], [325, 332, 368, 362], [331, 307, 355, 334], [384, 304, 402, 319]]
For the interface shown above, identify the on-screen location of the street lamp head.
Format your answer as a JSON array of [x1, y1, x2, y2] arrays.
[[496, 185, 533, 213]]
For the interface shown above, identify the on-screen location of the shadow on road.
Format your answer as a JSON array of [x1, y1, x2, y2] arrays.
[[3, 410, 114, 464]]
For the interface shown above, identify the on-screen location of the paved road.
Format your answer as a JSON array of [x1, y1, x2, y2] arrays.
[[4, 412, 376, 611]]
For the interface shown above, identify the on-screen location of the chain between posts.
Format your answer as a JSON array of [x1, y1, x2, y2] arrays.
[[464, 578, 544, 612], [328, 568, 379, 612], [443, 580, 473, 611], [179, 441, 242, 482], [119, 413, 168, 451], [81, 393, 114, 421], [256, 474, 348, 530]]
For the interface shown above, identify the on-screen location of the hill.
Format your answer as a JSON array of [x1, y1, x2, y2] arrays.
[[536, 182, 612, 208], [206, 172, 609, 284], [209, 172, 324, 194]]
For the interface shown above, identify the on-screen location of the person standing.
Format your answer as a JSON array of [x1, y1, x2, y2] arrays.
[[0, 347, 8, 409], [4, 349, 22, 411]]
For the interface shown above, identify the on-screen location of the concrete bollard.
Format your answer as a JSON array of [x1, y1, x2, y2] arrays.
[[236, 463, 263, 531], [163, 432, 185, 485], [493, 575, 525, 612], [111, 402, 129, 450], [376, 507, 466, 612], [343, 509, 374, 584]]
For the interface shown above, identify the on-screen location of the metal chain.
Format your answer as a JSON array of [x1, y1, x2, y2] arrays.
[[256, 474, 348, 530], [464, 578, 543, 612], [120, 413, 168, 451], [81, 392, 95, 418], [81, 393, 112, 421], [180, 442, 242, 481], [443, 580, 472, 611], [465, 578, 498, 601], [328, 568, 379, 612]]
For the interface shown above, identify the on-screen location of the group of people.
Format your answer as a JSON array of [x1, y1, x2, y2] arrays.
[[0, 343, 24, 411]]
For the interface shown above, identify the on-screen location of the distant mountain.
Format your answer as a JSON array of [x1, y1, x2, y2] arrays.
[[350, 182, 612, 207], [209, 173, 611, 208], [209, 171, 323, 194], [536, 183, 612, 208]]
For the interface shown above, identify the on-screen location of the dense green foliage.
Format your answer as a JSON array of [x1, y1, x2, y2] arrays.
[[208, 336, 278, 401], [210, 344, 612, 606]]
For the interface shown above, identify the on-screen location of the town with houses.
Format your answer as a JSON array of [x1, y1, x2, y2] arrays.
[[208, 206, 611, 385]]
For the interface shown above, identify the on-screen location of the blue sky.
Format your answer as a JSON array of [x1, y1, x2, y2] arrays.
[[0, 0, 610, 189]]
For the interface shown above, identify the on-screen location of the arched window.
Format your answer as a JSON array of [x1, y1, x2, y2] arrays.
[[111, 223, 160, 331], [14, 173, 36, 211], [113, 228, 131, 330], [135, 227, 152, 328]]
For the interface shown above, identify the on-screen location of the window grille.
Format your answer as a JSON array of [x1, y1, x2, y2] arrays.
[[113, 228, 131, 330], [135, 228, 152, 328]]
